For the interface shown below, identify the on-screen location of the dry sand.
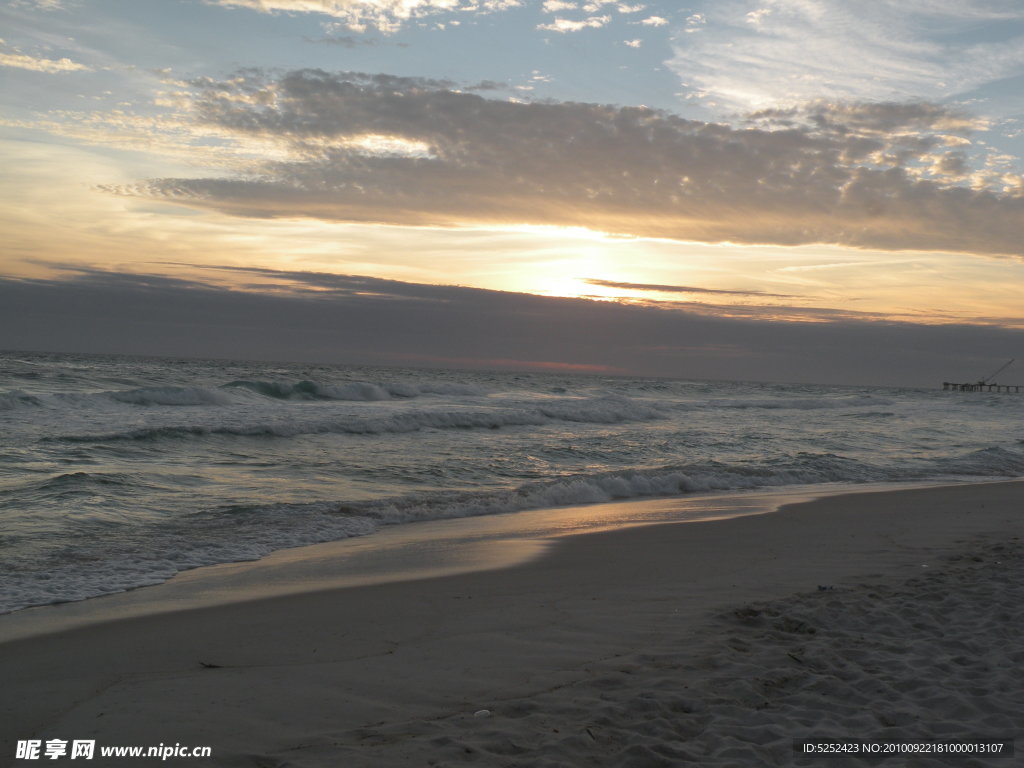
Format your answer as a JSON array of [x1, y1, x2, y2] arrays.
[[1, 481, 1022, 766]]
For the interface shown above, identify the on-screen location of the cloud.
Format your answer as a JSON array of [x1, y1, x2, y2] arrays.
[[0, 50, 90, 73], [4, 267, 1023, 386], [537, 14, 610, 32], [9, 0, 68, 9], [209, 0, 521, 34], [745, 7, 770, 25], [747, 101, 988, 136], [584, 278, 795, 298], [541, 0, 576, 10], [683, 12, 705, 31], [111, 69, 1024, 257], [668, 0, 1024, 111], [306, 34, 407, 47], [150, 264, 949, 325], [536, 0, 643, 32]]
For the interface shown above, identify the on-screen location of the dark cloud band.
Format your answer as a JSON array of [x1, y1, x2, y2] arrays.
[[3, 267, 1021, 386]]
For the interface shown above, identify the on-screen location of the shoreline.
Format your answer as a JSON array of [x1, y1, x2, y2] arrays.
[[0, 479, 954, 642], [2, 480, 1022, 765]]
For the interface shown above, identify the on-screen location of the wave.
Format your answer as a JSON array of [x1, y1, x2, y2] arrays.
[[181, 377, 489, 405], [5, 445, 1023, 614], [1, 384, 235, 409], [699, 396, 895, 411], [0, 472, 147, 513], [225, 378, 489, 401], [40, 471, 136, 488], [226, 379, 377, 400], [0, 377, 490, 410], [345, 454, 889, 526], [108, 386, 236, 407], [335, 446, 1024, 528], [53, 396, 668, 442], [0, 390, 43, 410], [226, 378, 489, 403], [932, 446, 1024, 477], [0, 502, 378, 613]]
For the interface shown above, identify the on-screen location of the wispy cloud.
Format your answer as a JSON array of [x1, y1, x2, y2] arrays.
[[669, 0, 1024, 111], [0, 50, 90, 73], [306, 34, 408, 48], [584, 278, 795, 298], [105, 69, 1024, 257], [9, 0, 69, 9], [208, 0, 522, 34]]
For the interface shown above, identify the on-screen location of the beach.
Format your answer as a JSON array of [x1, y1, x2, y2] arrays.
[[5, 1, 1024, 765], [2, 481, 1022, 766]]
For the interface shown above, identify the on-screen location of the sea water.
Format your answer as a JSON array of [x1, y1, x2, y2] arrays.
[[2, 350, 1022, 613]]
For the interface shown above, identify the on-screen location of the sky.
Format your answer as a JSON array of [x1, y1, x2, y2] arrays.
[[3, 0, 1024, 385]]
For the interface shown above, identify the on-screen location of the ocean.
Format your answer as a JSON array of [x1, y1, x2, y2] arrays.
[[2, 350, 1022, 614]]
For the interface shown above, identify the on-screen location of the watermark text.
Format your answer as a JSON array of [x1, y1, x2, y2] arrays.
[[16, 740, 212, 761]]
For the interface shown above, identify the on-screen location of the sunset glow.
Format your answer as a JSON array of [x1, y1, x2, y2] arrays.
[[3, 0, 1024, 382]]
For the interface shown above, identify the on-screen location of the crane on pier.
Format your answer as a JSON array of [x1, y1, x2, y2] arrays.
[[981, 358, 1014, 386]]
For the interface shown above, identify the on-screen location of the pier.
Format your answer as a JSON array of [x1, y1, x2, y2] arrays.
[[942, 381, 1022, 393], [943, 358, 1020, 392]]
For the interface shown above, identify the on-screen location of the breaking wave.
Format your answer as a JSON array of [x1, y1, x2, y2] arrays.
[[0, 378, 490, 410], [53, 396, 669, 442], [226, 378, 488, 401]]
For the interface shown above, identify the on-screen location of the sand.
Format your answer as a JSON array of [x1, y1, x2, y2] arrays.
[[1, 481, 1022, 766]]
